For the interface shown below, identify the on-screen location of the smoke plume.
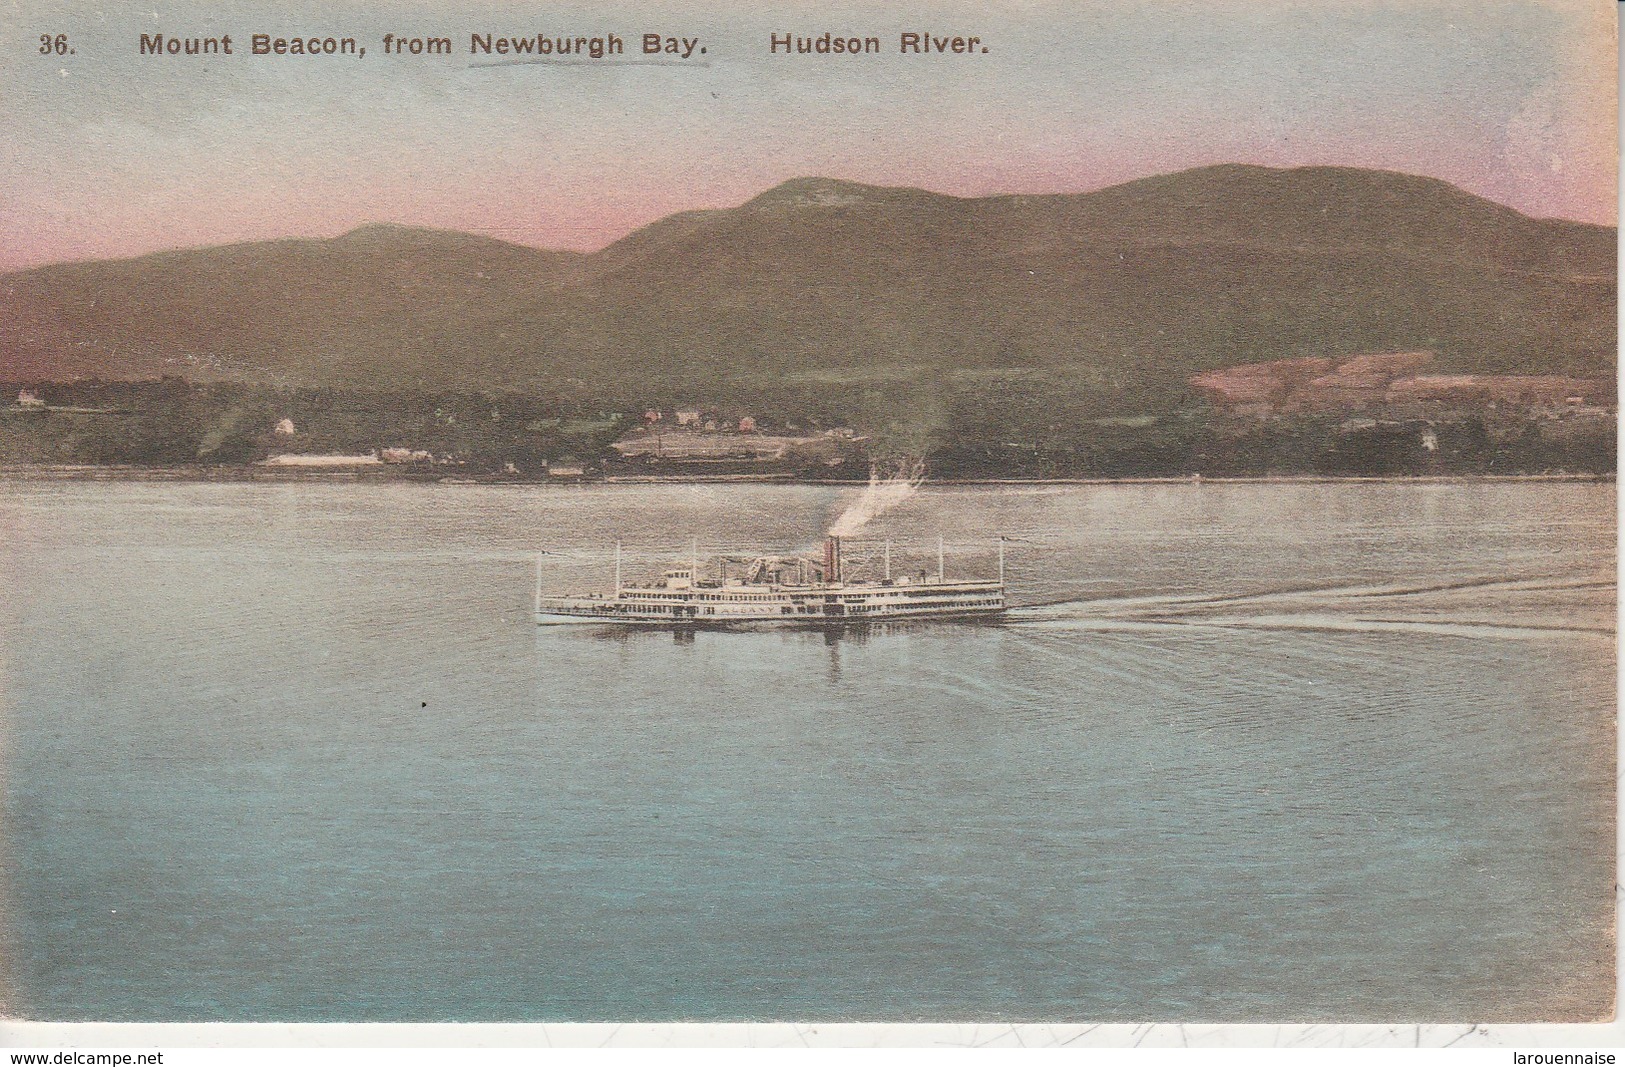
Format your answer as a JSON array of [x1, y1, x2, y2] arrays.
[[827, 460, 925, 538]]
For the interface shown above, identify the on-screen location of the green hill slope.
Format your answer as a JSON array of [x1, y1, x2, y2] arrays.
[[1, 164, 1614, 406]]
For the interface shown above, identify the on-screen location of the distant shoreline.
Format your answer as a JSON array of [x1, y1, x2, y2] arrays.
[[0, 464, 1612, 488]]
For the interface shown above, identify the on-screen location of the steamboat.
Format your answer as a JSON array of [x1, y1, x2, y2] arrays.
[[534, 536, 1006, 625]]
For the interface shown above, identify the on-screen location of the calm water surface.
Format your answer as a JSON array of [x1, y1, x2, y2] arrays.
[[0, 479, 1614, 1021]]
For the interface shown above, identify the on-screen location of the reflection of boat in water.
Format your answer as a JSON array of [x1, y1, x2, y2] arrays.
[[535, 536, 1006, 625]]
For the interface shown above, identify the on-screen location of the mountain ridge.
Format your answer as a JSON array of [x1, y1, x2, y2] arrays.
[[12, 163, 1612, 274], [1, 163, 1614, 399]]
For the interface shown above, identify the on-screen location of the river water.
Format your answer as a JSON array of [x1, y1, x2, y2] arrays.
[[0, 478, 1613, 1021]]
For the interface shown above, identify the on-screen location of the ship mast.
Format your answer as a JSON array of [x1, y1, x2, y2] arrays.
[[937, 535, 944, 582], [615, 540, 622, 595], [534, 551, 544, 614], [884, 539, 891, 581]]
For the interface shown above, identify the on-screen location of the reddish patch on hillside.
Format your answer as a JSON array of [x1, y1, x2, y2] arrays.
[[1189, 357, 1333, 412], [1192, 351, 1613, 416]]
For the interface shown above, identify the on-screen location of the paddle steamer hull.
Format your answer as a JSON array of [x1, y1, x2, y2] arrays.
[[536, 579, 1005, 625], [535, 536, 1006, 626]]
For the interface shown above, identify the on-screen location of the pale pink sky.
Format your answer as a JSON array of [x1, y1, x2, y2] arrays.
[[0, 0, 1614, 270]]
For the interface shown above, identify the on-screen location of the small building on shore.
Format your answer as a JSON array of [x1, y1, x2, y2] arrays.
[[258, 452, 383, 467], [380, 447, 435, 464]]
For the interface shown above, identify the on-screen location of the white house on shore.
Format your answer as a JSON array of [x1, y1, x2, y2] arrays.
[[258, 452, 383, 467]]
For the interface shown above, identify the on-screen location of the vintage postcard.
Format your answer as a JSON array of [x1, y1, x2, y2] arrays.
[[0, 0, 1616, 1044]]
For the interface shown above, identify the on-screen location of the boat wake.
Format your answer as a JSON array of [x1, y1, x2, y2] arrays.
[[1006, 571, 1616, 641]]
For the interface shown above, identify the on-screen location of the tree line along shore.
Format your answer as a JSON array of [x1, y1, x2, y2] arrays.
[[0, 376, 1613, 481]]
